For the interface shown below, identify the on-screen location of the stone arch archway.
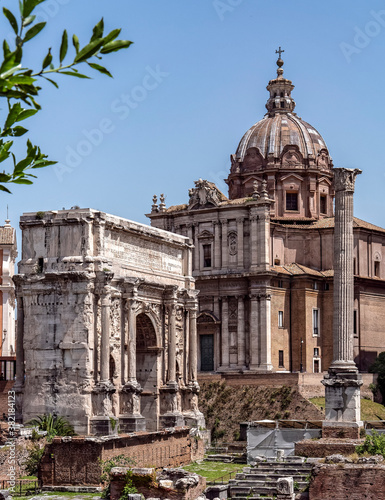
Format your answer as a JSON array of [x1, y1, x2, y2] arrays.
[[136, 312, 159, 431]]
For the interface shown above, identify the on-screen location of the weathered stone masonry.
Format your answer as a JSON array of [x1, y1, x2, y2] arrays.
[[14, 209, 204, 435]]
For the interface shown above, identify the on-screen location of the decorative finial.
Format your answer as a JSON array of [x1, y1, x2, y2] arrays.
[[275, 46, 285, 77], [159, 193, 166, 212], [151, 195, 158, 213], [252, 180, 260, 200]]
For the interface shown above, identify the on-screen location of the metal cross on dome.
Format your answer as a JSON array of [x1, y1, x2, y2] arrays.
[[275, 47, 284, 58]]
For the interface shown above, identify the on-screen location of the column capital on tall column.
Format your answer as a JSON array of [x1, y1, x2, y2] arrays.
[[333, 168, 362, 193]]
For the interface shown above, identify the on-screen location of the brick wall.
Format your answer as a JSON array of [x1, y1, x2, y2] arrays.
[[40, 427, 204, 487], [295, 438, 363, 458], [309, 463, 385, 500], [0, 381, 14, 417]]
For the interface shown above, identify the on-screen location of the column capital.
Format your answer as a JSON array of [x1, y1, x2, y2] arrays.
[[249, 293, 260, 301], [236, 217, 244, 224], [333, 168, 362, 193], [220, 219, 228, 226]]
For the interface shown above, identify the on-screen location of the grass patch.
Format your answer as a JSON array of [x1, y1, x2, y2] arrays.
[[18, 493, 101, 500], [309, 397, 385, 421], [183, 460, 242, 482]]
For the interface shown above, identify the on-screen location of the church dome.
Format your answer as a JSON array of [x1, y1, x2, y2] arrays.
[[235, 113, 329, 162], [226, 50, 334, 219]]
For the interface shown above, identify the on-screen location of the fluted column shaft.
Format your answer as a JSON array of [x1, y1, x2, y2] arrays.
[[127, 299, 137, 381], [168, 303, 177, 383], [189, 307, 198, 382], [237, 296, 245, 367], [100, 293, 111, 382], [331, 168, 361, 370]]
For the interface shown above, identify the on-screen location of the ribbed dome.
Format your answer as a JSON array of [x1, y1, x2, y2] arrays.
[[236, 113, 329, 162]]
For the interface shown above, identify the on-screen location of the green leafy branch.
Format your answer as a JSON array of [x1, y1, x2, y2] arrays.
[[0, 0, 132, 192]]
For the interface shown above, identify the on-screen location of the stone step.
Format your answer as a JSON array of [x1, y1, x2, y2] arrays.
[[234, 473, 310, 481], [241, 465, 313, 473]]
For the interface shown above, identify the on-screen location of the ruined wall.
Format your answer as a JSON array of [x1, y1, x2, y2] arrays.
[[309, 463, 385, 500], [40, 428, 203, 486]]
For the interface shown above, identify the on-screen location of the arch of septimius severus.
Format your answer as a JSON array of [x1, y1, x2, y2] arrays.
[[14, 209, 204, 435]]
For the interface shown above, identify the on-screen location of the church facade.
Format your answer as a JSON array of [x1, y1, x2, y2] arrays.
[[149, 56, 385, 375]]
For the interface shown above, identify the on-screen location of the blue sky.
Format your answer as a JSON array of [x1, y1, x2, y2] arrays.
[[1, 0, 385, 248]]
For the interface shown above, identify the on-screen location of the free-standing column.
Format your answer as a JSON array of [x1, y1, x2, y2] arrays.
[[237, 295, 246, 368], [220, 297, 229, 369], [259, 293, 273, 371], [237, 218, 244, 269], [221, 220, 228, 269], [168, 302, 177, 384], [249, 294, 260, 369], [189, 306, 198, 383], [15, 296, 24, 388], [100, 291, 111, 382], [331, 168, 362, 372], [213, 221, 221, 269], [322, 167, 363, 430]]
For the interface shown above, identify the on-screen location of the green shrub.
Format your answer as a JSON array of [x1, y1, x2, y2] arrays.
[[25, 444, 45, 476], [356, 430, 385, 457]]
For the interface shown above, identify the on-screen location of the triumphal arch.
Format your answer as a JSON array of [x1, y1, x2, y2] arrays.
[[14, 209, 204, 435]]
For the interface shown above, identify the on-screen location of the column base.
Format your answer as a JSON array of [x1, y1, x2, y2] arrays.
[[119, 415, 146, 433], [89, 416, 119, 436], [322, 371, 363, 424], [322, 420, 362, 440]]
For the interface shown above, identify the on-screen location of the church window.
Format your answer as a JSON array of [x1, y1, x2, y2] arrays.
[[353, 310, 358, 337], [278, 311, 284, 328], [280, 92, 284, 97], [286, 192, 298, 211], [320, 195, 327, 214], [314, 347, 319, 357], [280, 101, 285, 108], [313, 308, 320, 336], [374, 260, 380, 277], [279, 350, 284, 368], [203, 244, 212, 268], [273, 102, 276, 109]]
